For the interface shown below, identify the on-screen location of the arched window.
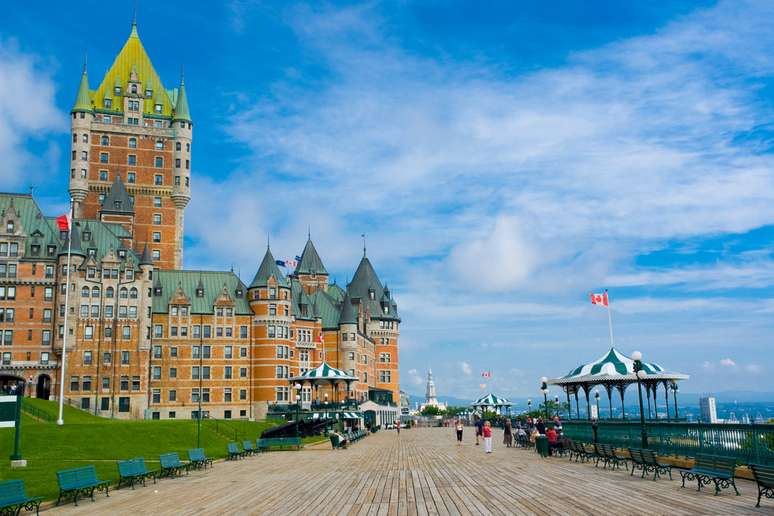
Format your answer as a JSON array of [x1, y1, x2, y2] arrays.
[[81, 287, 89, 298], [120, 287, 128, 299], [91, 286, 100, 298], [129, 287, 138, 299], [128, 137, 137, 149], [106, 287, 114, 298]]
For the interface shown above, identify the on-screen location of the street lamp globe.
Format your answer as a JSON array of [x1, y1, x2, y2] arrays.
[[636, 370, 646, 380], [631, 351, 642, 361], [294, 383, 302, 391], [540, 376, 547, 383]]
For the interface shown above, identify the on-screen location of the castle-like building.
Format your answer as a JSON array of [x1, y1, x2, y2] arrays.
[[0, 21, 400, 420]]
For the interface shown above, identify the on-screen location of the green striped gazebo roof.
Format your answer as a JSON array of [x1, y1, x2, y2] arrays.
[[548, 348, 689, 386], [471, 393, 512, 408], [289, 363, 357, 382]]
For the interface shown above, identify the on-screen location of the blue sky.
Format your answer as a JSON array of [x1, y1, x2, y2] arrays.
[[2, 0, 774, 402]]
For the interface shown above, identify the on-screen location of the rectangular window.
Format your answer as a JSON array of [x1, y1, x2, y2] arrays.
[[82, 376, 92, 391], [127, 154, 137, 165], [224, 346, 233, 359], [100, 397, 109, 410], [224, 366, 232, 379], [84, 325, 94, 340], [102, 376, 110, 389], [118, 397, 130, 412], [120, 376, 129, 390], [154, 324, 163, 337], [224, 388, 232, 402], [153, 196, 162, 207], [152, 389, 161, 404], [153, 214, 161, 225], [70, 376, 79, 391], [40, 352, 49, 364], [127, 172, 136, 183], [152, 232, 161, 243], [240, 326, 248, 339], [169, 389, 177, 401], [169, 367, 177, 378], [152, 366, 161, 380], [121, 351, 130, 364], [83, 351, 92, 365], [154, 156, 163, 168], [132, 376, 141, 391], [100, 152, 108, 163]]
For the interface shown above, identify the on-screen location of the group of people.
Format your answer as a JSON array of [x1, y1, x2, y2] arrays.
[[455, 414, 565, 455]]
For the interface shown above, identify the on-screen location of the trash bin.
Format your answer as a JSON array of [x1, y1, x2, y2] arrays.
[[535, 435, 549, 458]]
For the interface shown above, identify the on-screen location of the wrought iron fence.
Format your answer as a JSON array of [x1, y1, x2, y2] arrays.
[[562, 420, 774, 465]]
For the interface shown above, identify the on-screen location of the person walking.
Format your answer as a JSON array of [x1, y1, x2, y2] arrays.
[[475, 416, 484, 445], [455, 419, 464, 445], [503, 418, 513, 448], [483, 421, 493, 453]]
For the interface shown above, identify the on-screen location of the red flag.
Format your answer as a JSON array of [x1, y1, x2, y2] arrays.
[[56, 214, 71, 231], [317, 333, 324, 343], [590, 291, 609, 307]]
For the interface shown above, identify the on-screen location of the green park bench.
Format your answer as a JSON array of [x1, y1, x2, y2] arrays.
[[568, 441, 591, 462], [680, 454, 739, 495], [56, 465, 110, 506], [0, 480, 43, 515], [629, 448, 671, 480], [598, 443, 628, 471], [159, 452, 189, 478], [257, 437, 302, 452], [330, 434, 347, 449], [117, 457, 157, 489], [188, 448, 214, 470], [227, 442, 246, 460], [750, 463, 774, 508], [242, 440, 257, 455]]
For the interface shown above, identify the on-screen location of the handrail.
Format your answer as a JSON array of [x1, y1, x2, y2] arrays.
[[562, 420, 774, 465], [21, 398, 55, 423]]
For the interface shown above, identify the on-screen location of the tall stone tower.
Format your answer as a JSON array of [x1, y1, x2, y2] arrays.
[[69, 20, 191, 269], [425, 369, 438, 406]]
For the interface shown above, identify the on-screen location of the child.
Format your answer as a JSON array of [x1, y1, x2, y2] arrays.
[[483, 421, 493, 453]]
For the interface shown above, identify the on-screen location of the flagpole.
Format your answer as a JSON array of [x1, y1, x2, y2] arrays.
[[606, 289, 614, 347], [56, 203, 73, 426]]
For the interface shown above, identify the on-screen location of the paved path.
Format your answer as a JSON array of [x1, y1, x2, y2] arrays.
[[49, 428, 767, 515]]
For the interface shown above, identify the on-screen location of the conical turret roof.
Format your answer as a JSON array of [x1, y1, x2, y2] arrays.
[[173, 77, 191, 122], [72, 65, 92, 113], [250, 247, 288, 288], [139, 243, 152, 265], [59, 223, 85, 257], [295, 237, 327, 275], [101, 175, 134, 215], [338, 293, 357, 325]]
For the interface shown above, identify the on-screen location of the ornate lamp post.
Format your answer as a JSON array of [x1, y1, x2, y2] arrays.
[[671, 382, 679, 420], [294, 383, 302, 437], [540, 377, 549, 420], [631, 351, 648, 448], [594, 390, 600, 419], [554, 396, 559, 420]]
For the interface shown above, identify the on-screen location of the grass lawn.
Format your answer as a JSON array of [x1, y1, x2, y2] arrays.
[[0, 399, 278, 501]]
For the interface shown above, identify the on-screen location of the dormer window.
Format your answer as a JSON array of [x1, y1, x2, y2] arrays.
[[114, 201, 122, 210], [87, 248, 96, 258], [82, 231, 91, 241], [153, 285, 162, 296], [47, 245, 56, 256], [145, 88, 153, 98], [155, 103, 162, 113], [6, 221, 14, 233], [114, 86, 121, 95], [118, 249, 126, 259], [369, 289, 375, 300], [131, 84, 138, 94], [383, 305, 389, 314], [235, 288, 243, 298], [196, 287, 204, 298], [30, 244, 40, 255], [104, 98, 112, 109]]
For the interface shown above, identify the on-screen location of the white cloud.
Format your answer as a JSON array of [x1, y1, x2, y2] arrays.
[[719, 358, 737, 367], [0, 39, 65, 188], [406, 369, 423, 386], [459, 361, 472, 376]]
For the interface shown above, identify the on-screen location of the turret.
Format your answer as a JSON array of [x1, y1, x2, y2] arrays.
[[171, 74, 192, 267], [70, 62, 94, 215]]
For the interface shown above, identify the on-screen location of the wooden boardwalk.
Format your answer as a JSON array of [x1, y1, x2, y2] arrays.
[[49, 427, 768, 515]]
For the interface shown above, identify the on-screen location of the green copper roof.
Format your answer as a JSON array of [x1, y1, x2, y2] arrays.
[[347, 255, 400, 322], [250, 247, 288, 288], [152, 270, 251, 315], [91, 23, 175, 117], [308, 290, 341, 329], [326, 282, 345, 302], [295, 238, 328, 275], [173, 78, 191, 122], [0, 194, 60, 259], [72, 66, 93, 113]]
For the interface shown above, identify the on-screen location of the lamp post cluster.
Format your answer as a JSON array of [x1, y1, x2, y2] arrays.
[[294, 383, 302, 437], [631, 351, 648, 448], [540, 377, 549, 420]]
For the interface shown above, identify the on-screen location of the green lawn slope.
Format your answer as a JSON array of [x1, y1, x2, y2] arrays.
[[0, 399, 278, 501]]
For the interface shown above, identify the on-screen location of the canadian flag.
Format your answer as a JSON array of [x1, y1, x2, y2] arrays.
[[590, 291, 609, 307], [56, 213, 71, 231], [317, 333, 324, 343]]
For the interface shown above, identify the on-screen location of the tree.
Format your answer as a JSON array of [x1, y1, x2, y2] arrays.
[[443, 406, 467, 418], [420, 405, 442, 416]]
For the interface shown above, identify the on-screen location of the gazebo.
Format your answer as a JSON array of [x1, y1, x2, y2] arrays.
[[288, 362, 358, 404], [547, 348, 689, 420], [471, 393, 512, 415]]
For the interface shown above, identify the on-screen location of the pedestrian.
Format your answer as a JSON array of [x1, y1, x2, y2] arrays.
[[483, 421, 493, 453], [396, 420, 401, 435], [503, 418, 513, 448], [475, 415, 484, 445], [536, 417, 546, 435], [455, 419, 464, 445]]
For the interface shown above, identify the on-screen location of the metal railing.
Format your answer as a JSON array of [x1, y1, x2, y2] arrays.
[[20, 399, 54, 423], [562, 420, 774, 465]]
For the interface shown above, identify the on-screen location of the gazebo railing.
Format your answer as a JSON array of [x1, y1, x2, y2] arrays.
[[562, 420, 774, 465]]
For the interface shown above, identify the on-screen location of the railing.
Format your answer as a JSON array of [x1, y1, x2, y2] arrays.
[[267, 400, 361, 413], [21, 399, 54, 423], [562, 420, 774, 465], [203, 419, 240, 441]]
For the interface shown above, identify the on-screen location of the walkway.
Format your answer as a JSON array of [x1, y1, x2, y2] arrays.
[[50, 428, 767, 515]]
